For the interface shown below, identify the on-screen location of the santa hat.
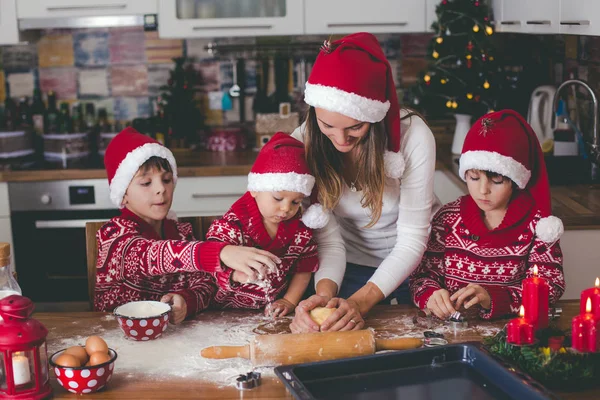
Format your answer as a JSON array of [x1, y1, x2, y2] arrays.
[[304, 32, 405, 179], [459, 109, 563, 243], [248, 132, 328, 229], [104, 127, 178, 208]]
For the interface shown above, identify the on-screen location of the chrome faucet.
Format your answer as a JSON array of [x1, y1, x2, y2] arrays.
[[552, 79, 600, 165]]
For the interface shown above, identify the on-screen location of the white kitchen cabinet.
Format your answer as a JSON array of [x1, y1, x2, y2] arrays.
[[158, 0, 303, 38], [171, 176, 247, 217], [497, 0, 559, 34], [559, 0, 600, 36], [426, 0, 440, 33], [16, 0, 156, 19], [305, 0, 426, 34], [0, 0, 19, 45]]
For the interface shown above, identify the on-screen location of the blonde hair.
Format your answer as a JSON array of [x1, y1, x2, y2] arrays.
[[304, 107, 419, 228]]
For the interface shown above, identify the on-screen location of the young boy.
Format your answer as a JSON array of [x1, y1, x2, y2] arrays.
[[410, 110, 566, 320], [94, 128, 280, 323], [206, 132, 328, 317]]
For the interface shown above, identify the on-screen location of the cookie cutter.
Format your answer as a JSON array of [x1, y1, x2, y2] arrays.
[[447, 315, 468, 335], [424, 330, 445, 339], [235, 371, 261, 390], [424, 337, 448, 347]]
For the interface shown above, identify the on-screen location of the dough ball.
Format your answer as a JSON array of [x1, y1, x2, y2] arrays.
[[309, 307, 337, 326]]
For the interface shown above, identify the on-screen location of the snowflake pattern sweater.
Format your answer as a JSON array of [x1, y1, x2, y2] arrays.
[[94, 208, 227, 317], [206, 192, 319, 309], [410, 192, 565, 319]]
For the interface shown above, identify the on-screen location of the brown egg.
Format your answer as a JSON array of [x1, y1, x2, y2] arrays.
[[64, 346, 89, 365], [55, 353, 81, 368], [88, 351, 111, 366], [85, 336, 108, 356]]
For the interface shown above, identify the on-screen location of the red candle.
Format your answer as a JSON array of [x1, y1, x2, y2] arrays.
[[580, 277, 600, 319], [522, 265, 549, 331], [507, 305, 535, 345], [572, 298, 600, 353]]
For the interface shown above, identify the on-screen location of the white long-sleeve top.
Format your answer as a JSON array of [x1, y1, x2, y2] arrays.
[[291, 111, 438, 297]]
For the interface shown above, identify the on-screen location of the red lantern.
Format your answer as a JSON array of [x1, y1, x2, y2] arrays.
[[0, 295, 52, 399]]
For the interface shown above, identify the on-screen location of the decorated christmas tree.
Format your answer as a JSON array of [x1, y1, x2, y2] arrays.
[[408, 0, 500, 118], [158, 57, 204, 147]]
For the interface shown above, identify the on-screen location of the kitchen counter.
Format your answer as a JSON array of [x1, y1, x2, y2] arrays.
[[37, 301, 597, 400]]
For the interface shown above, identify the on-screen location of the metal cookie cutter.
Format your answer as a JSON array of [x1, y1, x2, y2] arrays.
[[424, 337, 448, 347], [448, 312, 467, 335], [236, 371, 262, 390]]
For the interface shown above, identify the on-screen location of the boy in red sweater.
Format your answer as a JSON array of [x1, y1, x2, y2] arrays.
[[94, 128, 279, 323], [410, 110, 565, 320], [206, 132, 328, 316]]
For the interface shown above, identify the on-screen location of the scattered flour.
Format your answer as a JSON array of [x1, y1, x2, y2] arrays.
[[47, 313, 275, 387]]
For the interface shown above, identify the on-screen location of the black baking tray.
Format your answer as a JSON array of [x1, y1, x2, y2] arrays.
[[274, 343, 557, 400]]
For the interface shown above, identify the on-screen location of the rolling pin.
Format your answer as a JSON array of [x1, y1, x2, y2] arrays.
[[200, 330, 422, 367]]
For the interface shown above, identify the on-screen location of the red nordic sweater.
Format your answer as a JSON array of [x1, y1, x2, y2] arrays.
[[94, 208, 227, 317], [410, 193, 565, 319], [206, 192, 319, 309]]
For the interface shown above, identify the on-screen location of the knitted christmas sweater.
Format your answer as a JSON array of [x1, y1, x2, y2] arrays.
[[206, 192, 319, 309], [410, 193, 565, 319], [94, 208, 226, 317]]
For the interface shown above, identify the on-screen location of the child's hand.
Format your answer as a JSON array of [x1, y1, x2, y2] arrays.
[[426, 289, 456, 320], [231, 270, 249, 283], [450, 284, 491, 310], [265, 298, 296, 317], [220, 245, 280, 282], [160, 293, 187, 324]]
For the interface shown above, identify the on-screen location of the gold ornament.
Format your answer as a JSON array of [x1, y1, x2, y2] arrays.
[[452, 101, 458, 109], [436, 36, 444, 44], [473, 24, 480, 33], [466, 93, 474, 99], [432, 50, 440, 59], [466, 54, 472, 60], [486, 26, 493, 35], [483, 80, 490, 89], [446, 100, 453, 108], [441, 78, 448, 84], [424, 74, 431, 82]]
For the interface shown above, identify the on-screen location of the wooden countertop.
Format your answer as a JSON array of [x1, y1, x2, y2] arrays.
[[0, 149, 260, 182], [435, 133, 600, 230], [36, 301, 597, 400]]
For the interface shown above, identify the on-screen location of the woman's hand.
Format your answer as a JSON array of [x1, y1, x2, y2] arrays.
[[161, 293, 187, 324], [450, 284, 491, 310], [265, 298, 296, 318], [220, 245, 280, 281], [426, 289, 455, 319], [289, 294, 331, 333], [319, 298, 365, 332]]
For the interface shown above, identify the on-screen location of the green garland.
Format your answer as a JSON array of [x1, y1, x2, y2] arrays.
[[484, 327, 600, 392]]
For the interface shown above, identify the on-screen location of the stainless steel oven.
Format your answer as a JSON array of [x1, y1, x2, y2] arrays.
[[9, 179, 119, 302]]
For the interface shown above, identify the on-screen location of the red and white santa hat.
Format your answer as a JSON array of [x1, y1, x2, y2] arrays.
[[459, 109, 563, 242], [304, 32, 405, 179], [104, 127, 178, 208], [248, 132, 328, 229]]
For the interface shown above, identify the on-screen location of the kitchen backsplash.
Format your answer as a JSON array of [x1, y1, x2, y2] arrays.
[[0, 28, 599, 126]]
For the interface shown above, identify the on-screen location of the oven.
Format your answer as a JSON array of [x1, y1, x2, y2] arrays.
[[9, 179, 119, 302]]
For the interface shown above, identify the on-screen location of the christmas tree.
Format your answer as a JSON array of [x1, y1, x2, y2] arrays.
[[409, 0, 500, 118], [158, 57, 204, 147]]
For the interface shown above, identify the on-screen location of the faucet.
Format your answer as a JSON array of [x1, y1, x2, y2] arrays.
[[552, 79, 600, 165]]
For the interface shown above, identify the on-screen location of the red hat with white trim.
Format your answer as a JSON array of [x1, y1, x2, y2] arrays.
[[248, 132, 328, 229], [459, 109, 563, 242], [104, 127, 177, 208]]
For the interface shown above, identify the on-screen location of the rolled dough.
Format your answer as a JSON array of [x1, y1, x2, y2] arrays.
[[309, 307, 337, 325]]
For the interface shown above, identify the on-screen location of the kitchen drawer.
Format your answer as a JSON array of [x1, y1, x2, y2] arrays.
[[17, 0, 157, 19], [171, 176, 247, 216], [0, 0, 18, 45]]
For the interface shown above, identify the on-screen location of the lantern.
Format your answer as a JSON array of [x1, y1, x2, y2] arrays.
[[0, 295, 52, 399]]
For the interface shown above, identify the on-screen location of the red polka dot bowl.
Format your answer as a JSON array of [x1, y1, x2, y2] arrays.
[[113, 300, 171, 341], [50, 348, 117, 394]]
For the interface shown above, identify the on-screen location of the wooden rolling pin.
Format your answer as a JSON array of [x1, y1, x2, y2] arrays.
[[201, 330, 422, 367]]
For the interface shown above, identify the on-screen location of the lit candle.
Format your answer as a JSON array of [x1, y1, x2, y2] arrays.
[[522, 265, 549, 331], [571, 298, 599, 353], [12, 352, 31, 386], [580, 277, 600, 319], [506, 305, 535, 345]]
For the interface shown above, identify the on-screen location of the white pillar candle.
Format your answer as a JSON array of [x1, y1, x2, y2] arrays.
[[12, 354, 31, 386]]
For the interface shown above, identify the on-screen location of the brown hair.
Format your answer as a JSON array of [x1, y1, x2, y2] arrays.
[[304, 107, 420, 228], [139, 156, 173, 174], [467, 169, 517, 189]]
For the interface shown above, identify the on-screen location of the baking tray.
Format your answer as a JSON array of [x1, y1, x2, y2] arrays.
[[275, 343, 557, 400]]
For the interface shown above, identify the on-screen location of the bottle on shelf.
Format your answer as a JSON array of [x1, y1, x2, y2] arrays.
[[18, 97, 32, 130], [71, 103, 84, 133], [3, 87, 18, 131], [57, 102, 72, 134], [45, 91, 59, 134], [31, 89, 46, 135]]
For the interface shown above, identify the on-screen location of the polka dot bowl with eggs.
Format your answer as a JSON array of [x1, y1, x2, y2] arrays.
[[113, 300, 171, 341], [49, 336, 117, 394]]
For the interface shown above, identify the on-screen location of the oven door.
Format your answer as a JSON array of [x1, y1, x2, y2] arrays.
[[11, 209, 119, 302]]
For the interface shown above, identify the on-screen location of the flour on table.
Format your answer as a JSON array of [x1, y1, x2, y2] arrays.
[[47, 313, 275, 387]]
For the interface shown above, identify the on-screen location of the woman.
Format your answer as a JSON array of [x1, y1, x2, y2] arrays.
[[290, 32, 438, 333]]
